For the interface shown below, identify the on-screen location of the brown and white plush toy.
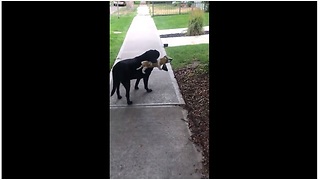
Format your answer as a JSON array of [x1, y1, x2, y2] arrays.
[[136, 56, 172, 74]]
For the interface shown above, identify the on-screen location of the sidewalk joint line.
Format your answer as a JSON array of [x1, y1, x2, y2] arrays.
[[110, 103, 184, 108]]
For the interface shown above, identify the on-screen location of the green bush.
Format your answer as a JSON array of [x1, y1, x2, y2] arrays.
[[187, 8, 204, 36], [187, 1, 193, 7], [172, 1, 180, 6], [203, 1, 209, 12], [152, 1, 169, 4], [195, 63, 209, 74]]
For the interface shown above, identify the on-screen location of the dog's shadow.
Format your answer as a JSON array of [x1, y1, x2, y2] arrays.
[[110, 85, 152, 103]]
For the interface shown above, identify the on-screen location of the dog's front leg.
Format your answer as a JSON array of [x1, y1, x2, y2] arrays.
[[134, 78, 141, 90], [143, 76, 152, 92]]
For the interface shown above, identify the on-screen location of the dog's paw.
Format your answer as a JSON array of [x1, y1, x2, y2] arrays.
[[117, 96, 122, 99], [146, 89, 153, 93], [127, 101, 133, 105]]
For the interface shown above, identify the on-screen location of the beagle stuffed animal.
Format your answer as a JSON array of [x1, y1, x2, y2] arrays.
[[136, 55, 172, 74]]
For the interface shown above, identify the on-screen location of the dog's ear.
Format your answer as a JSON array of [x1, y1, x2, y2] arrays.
[[167, 56, 173, 62], [162, 63, 168, 71]]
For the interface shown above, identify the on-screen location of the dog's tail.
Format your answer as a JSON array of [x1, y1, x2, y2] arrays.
[[110, 71, 120, 97]]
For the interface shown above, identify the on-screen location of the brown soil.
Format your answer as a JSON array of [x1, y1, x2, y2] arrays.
[[174, 64, 209, 179]]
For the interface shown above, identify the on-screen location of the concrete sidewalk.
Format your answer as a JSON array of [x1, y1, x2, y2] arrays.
[[158, 26, 209, 47], [110, 5, 202, 179], [157, 26, 209, 35]]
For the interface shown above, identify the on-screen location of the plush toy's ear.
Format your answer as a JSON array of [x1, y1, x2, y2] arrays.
[[162, 63, 168, 71]]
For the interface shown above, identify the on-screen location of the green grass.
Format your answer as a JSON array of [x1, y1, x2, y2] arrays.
[[153, 12, 209, 30], [110, 8, 137, 70], [165, 44, 209, 72]]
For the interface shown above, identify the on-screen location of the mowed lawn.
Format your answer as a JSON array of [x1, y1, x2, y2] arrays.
[[153, 12, 209, 30], [110, 9, 137, 70], [165, 44, 209, 71], [153, 12, 209, 72]]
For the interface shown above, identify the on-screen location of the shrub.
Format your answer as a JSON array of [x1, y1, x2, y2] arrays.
[[203, 1, 209, 12], [172, 1, 180, 7], [186, 8, 204, 36], [152, 1, 168, 4], [196, 63, 209, 74], [187, 1, 194, 7]]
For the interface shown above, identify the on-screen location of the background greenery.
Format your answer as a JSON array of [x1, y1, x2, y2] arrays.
[[153, 12, 209, 30], [110, 8, 137, 70]]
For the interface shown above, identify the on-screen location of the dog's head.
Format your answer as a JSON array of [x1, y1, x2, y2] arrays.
[[159, 55, 173, 71]]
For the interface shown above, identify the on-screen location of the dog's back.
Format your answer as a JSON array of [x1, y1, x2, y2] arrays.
[[112, 49, 160, 80], [112, 58, 150, 80]]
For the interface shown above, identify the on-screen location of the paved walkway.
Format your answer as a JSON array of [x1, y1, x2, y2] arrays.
[[157, 26, 209, 35], [110, 5, 202, 179], [158, 26, 209, 47]]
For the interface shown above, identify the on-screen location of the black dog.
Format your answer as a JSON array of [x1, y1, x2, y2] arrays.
[[111, 50, 171, 105]]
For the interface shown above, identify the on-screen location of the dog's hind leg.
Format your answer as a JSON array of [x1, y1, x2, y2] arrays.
[[110, 86, 116, 97], [122, 81, 133, 105], [116, 82, 122, 99], [134, 78, 141, 90], [143, 76, 152, 93], [111, 78, 122, 99], [111, 79, 122, 99]]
